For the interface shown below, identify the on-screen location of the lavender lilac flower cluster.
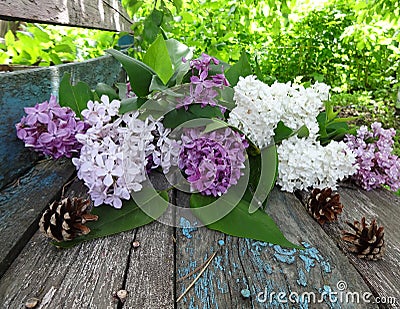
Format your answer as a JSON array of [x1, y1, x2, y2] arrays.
[[345, 122, 400, 191], [15, 95, 87, 159], [176, 53, 229, 110], [72, 95, 179, 208], [178, 127, 248, 197]]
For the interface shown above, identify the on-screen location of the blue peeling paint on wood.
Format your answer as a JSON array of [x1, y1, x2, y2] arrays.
[[297, 268, 308, 287], [299, 242, 332, 274], [179, 236, 337, 308], [179, 217, 198, 239]]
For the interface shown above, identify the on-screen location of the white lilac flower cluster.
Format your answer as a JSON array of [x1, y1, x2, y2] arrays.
[[72, 95, 179, 208], [228, 75, 329, 148], [228, 75, 358, 192], [276, 136, 358, 192]]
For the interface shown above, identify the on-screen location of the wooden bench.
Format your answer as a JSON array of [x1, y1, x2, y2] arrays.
[[1, 2, 400, 308]]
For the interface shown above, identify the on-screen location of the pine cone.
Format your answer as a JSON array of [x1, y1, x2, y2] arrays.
[[39, 197, 98, 242], [342, 217, 385, 261], [307, 187, 343, 224]]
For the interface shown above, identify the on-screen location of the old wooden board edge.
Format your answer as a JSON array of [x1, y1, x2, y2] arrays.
[[0, 158, 75, 278], [175, 187, 377, 309], [298, 187, 400, 308], [0, 0, 132, 32], [0, 55, 122, 190], [0, 180, 130, 309], [123, 171, 176, 308], [0, 172, 176, 308]]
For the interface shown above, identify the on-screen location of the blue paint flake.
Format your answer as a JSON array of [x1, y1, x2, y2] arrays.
[[299, 254, 316, 272], [218, 239, 225, 246], [299, 242, 332, 274], [179, 217, 198, 239], [273, 245, 297, 255], [217, 279, 228, 293], [321, 260, 331, 273], [214, 256, 224, 271], [274, 253, 296, 264], [241, 288, 251, 298], [188, 297, 198, 309], [296, 268, 307, 287]]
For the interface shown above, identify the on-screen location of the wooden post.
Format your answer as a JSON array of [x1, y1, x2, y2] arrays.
[[0, 0, 132, 32]]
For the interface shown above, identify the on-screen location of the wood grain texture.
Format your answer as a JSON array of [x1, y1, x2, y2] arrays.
[[176, 188, 377, 309], [0, 0, 132, 31], [123, 171, 176, 309], [298, 187, 400, 308], [0, 55, 122, 190], [0, 180, 130, 309], [0, 158, 75, 278], [0, 172, 176, 308], [0, 226, 134, 309], [123, 222, 175, 309]]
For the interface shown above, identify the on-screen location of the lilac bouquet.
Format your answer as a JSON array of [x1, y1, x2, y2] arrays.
[[15, 37, 399, 248]]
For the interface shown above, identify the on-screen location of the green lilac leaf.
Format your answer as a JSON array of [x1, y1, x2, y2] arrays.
[[143, 35, 174, 85], [59, 73, 93, 118], [106, 49, 156, 97], [273, 121, 293, 144], [165, 39, 192, 71], [95, 83, 119, 100], [225, 50, 253, 86], [163, 104, 224, 129], [190, 194, 301, 249], [119, 97, 147, 114]]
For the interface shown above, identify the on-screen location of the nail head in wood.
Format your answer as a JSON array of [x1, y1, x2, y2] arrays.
[[25, 297, 40, 308]]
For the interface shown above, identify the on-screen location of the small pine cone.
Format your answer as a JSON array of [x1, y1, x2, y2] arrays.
[[39, 197, 98, 242], [342, 217, 385, 261], [307, 187, 343, 225]]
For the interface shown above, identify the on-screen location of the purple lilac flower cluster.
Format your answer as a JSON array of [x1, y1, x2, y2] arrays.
[[178, 127, 248, 197], [345, 122, 400, 191], [176, 53, 229, 110], [15, 95, 87, 159]]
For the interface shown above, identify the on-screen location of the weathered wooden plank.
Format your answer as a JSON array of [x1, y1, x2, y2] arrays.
[[298, 187, 400, 308], [123, 222, 175, 308], [0, 228, 134, 309], [176, 188, 377, 308], [0, 172, 176, 308], [0, 158, 75, 278], [0, 55, 122, 190], [0, 180, 130, 309], [0, 0, 132, 32], [123, 172, 175, 308]]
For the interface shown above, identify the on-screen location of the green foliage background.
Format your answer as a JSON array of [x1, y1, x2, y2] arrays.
[[0, 24, 120, 66]]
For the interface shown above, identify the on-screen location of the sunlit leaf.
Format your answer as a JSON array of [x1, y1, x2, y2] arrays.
[[59, 73, 93, 118]]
